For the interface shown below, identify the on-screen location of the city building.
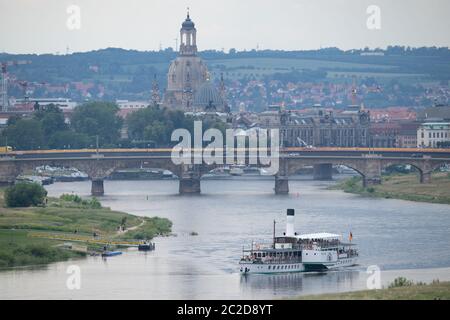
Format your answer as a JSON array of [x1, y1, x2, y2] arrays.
[[163, 11, 209, 110], [12, 98, 77, 111], [116, 100, 148, 109], [396, 121, 420, 148], [417, 105, 450, 122], [234, 105, 371, 147], [163, 11, 227, 112], [417, 122, 450, 148], [370, 107, 417, 123], [281, 106, 371, 147], [369, 122, 399, 148]]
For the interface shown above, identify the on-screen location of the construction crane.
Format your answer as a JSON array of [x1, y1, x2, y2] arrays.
[[12, 80, 47, 103], [0, 60, 31, 112]]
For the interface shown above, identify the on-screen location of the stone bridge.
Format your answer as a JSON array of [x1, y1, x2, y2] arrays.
[[0, 153, 449, 196]]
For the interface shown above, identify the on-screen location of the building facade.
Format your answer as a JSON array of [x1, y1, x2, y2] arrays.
[[234, 105, 371, 147], [396, 121, 420, 148], [281, 108, 370, 147], [417, 122, 450, 148]]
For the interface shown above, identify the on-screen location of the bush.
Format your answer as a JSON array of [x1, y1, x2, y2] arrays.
[[388, 277, 414, 288], [5, 182, 47, 207], [60, 194, 82, 203], [60, 194, 101, 209], [366, 187, 375, 193], [0, 242, 85, 268], [89, 197, 101, 209]]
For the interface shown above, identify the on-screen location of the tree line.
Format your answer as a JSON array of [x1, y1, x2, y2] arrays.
[[1, 102, 227, 150]]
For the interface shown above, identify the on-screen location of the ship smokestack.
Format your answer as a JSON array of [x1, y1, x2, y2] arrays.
[[286, 209, 295, 237]]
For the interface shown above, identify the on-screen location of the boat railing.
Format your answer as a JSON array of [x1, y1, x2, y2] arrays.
[[240, 256, 302, 264], [242, 241, 275, 252]]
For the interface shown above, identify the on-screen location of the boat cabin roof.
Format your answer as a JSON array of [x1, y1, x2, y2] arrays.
[[295, 232, 342, 240]]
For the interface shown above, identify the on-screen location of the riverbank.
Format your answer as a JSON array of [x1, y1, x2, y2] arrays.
[[294, 280, 450, 300], [331, 172, 450, 204], [0, 189, 172, 268]]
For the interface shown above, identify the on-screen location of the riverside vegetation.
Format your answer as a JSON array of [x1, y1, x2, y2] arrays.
[[0, 184, 172, 268], [294, 278, 450, 300], [332, 172, 450, 205]]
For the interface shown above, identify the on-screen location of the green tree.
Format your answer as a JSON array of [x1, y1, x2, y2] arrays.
[[48, 130, 92, 149], [70, 102, 123, 145], [143, 120, 170, 145], [34, 104, 68, 139], [126, 106, 194, 146], [2, 119, 45, 150], [5, 182, 48, 207]]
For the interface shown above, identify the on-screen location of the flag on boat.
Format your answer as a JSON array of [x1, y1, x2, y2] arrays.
[[349, 232, 353, 242]]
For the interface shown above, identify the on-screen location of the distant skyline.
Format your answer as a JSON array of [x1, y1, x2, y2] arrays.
[[1, 0, 450, 54]]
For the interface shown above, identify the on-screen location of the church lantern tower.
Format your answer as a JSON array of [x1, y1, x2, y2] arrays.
[[179, 9, 198, 56]]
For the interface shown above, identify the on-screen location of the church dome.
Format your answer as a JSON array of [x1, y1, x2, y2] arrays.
[[166, 56, 208, 93], [182, 17, 195, 30], [194, 80, 223, 110]]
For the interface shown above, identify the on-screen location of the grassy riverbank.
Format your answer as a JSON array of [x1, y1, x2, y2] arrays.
[[294, 281, 450, 300], [332, 172, 450, 204], [0, 188, 172, 268]]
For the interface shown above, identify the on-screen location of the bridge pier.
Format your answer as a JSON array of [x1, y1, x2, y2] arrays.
[[274, 175, 289, 195], [362, 158, 382, 188], [420, 172, 432, 184], [179, 177, 201, 194], [91, 179, 105, 197], [363, 176, 381, 188], [313, 164, 333, 180], [179, 164, 201, 195]]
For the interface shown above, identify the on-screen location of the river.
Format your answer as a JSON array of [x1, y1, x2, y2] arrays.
[[1, 176, 450, 299]]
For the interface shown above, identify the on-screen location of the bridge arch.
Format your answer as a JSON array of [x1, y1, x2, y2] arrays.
[[431, 161, 450, 173], [285, 159, 367, 185], [381, 160, 424, 183]]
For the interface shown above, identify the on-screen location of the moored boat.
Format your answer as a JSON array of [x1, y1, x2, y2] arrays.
[[101, 251, 123, 257], [138, 241, 156, 251]]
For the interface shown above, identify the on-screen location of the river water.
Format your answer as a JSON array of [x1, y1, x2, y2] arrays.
[[1, 176, 450, 299]]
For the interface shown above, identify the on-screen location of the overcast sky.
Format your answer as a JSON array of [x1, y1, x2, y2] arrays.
[[1, 0, 449, 54]]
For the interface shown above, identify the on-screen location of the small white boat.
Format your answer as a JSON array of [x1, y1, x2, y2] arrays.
[[239, 209, 358, 274]]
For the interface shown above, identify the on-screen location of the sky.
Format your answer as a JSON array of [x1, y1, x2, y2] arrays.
[[1, 0, 449, 54]]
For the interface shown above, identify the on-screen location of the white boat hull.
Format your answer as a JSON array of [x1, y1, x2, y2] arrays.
[[303, 257, 358, 272], [239, 257, 357, 274], [240, 261, 305, 274]]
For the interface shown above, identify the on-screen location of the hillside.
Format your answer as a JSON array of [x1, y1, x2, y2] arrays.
[[1, 47, 449, 109]]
